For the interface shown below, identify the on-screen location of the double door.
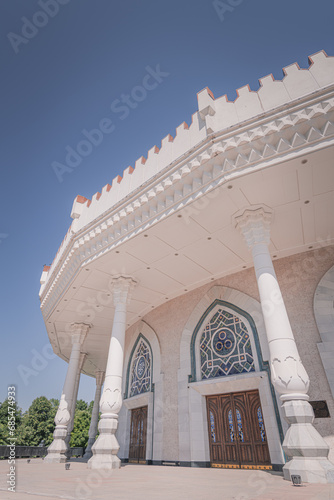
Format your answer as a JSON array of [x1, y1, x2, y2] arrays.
[[207, 390, 271, 468], [129, 406, 147, 463]]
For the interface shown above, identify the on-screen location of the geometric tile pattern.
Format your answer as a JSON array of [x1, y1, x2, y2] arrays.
[[200, 309, 255, 379], [129, 339, 151, 397]]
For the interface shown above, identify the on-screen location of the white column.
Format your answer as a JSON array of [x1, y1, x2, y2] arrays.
[[88, 276, 136, 470], [45, 323, 89, 463], [83, 370, 105, 460], [65, 352, 87, 453], [235, 207, 334, 484]]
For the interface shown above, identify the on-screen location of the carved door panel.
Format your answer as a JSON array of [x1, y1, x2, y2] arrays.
[[232, 392, 254, 465], [207, 390, 271, 468], [246, 390, 271, 465], [129, 406, 147, 463]]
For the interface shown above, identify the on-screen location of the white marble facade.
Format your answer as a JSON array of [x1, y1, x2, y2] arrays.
[[41, 51, 334, 482]]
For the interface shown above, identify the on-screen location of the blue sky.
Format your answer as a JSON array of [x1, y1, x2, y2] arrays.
[[1, 0, 334, 411]]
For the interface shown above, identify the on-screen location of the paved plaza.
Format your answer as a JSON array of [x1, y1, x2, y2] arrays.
[[0, 459, 333, 500]]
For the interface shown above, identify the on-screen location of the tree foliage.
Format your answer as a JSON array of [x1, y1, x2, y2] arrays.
[[0, 399, 22, 445], [18, 396, 56, 446], [75, 399, 88, 411], [70, 409, 91, 448], [0, 397, 93, 448]]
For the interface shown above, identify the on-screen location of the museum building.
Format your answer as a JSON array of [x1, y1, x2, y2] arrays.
[[39, 50, 334, 483]]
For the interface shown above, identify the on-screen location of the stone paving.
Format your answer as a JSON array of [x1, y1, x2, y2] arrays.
[[1, 459, 334, 500]]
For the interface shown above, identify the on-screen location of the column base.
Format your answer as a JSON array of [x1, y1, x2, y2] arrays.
[[86, 415, 121, 470], [87, 455, 121, 470], [282, 399, 334, 484], [44, 426, 69, 463], [283, 457, 334, 484]]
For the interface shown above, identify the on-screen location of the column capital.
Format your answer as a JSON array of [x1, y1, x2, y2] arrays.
[[109, 275, 137, 306], [95, 370, 105, 387], [69, 323, 91, 345], [234, 206, 272, 249]]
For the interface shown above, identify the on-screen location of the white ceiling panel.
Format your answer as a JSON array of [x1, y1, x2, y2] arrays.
[[81, 268, 112, 290], [149, 214, 209, 250], [155, 254, 211, 286], [314, 192, 334, 242], [240, 166, 299, 207], [301, 203, 316, 243], [312, 157, 334, 196], [134, 267, 181, 294], [215, 225, 252, 262], [92, 250, 145, 275], [189, 191, 239, 234], [131, 285, 165, 304], [271, 205, 304, 249], [126, 234, 174, 263], [184, 238, 242, 274]]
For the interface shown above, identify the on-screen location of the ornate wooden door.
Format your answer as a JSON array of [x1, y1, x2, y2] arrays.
[[129, 406, 148, 463], [206, 390, 271, 468]]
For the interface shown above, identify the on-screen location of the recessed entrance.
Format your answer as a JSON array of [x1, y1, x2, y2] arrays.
[[128, 406, 148, 464], [206, 390, 271, 469]]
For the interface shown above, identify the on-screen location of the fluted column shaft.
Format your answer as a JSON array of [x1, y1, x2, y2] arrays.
[[235, 207, 334, 484], [45, 323, 89, 463], [88, 276, 136, 470]]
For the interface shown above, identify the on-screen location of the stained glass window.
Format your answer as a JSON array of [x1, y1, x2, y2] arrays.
[[257, 406, 266, 442], [228, 409, 235, 442], [129, 339, 151, 397], [236, 408, 244, 442], [200, 309, 255, 379], [209, 411, 216, 443]]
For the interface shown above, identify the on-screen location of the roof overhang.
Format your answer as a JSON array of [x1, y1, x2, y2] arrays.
[[39, 55, 334, 377]]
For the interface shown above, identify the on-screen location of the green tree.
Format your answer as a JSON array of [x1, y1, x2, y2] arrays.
[[75, 399, 88, 411], [70, 410, 91, 448], [49, 398, 59, 410], [18, 396, 55, 446], [0, 399, 22, 445]]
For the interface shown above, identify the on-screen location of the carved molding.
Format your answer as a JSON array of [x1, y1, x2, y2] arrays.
[[109, 275, 137, 306], [234, 207, 272, 249]]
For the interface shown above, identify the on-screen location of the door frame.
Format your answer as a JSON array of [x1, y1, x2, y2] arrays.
[[206, 389, 271, 469], [188, 370, 285, 468], [121, 392, 153, 464], [129, 405, 148, 464]]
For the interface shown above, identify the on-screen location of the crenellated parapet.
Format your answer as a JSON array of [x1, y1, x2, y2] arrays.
[[69, 50, 334, 231], [40, 50, 334, 298]]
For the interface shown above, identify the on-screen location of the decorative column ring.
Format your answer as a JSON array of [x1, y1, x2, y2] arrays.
[[88, 276, 136, 470], [235, 207, 334, 484], [45, 323, 89, 463]]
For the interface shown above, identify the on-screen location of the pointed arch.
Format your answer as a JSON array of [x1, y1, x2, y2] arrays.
[[190, 299, 264, 383], [125, 333, 153, 399], [178, 285, 285, 468], [118, 320, 163, 462]]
